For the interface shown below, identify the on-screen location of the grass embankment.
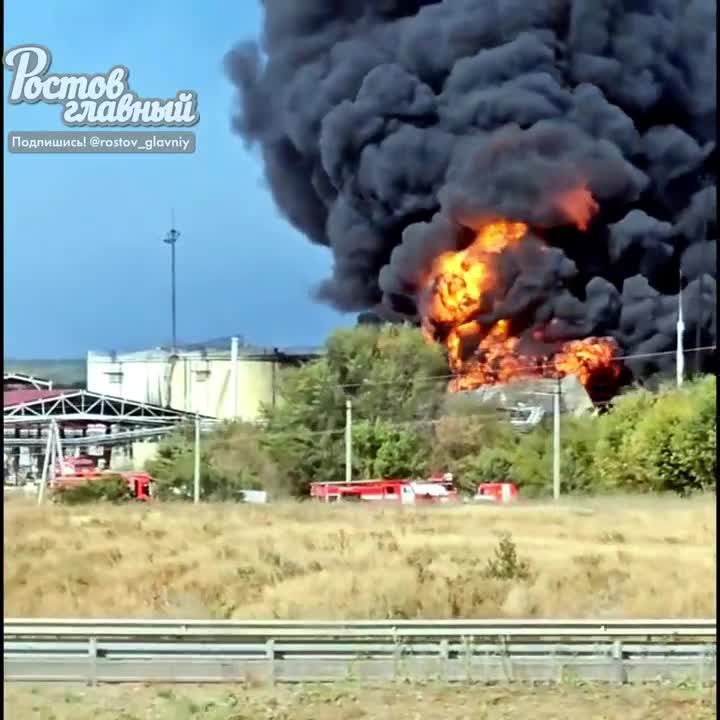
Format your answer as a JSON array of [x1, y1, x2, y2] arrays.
[[3, 683, 716, 720], [4, 495, 714, 619]]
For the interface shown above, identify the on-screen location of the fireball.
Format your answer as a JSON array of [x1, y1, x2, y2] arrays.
[[420, 188, 620, 393]]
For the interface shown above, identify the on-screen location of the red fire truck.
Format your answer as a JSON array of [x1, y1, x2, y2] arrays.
[[53, 456, 153, 501], [473, 482, 519, 504], [310, 474, 459, 505]]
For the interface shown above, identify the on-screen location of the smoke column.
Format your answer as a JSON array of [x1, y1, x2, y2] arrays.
[[226, 0, 716, 380]]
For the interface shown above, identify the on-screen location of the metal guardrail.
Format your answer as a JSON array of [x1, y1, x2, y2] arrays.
[[4, 618, 716, 685], [5, 618, 717, 637]]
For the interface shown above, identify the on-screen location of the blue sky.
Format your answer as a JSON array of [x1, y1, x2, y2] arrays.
[[3, 1, 347, 358]]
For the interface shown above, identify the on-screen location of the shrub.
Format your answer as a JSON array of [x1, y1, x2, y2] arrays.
[[54, 475, 133, 505], [483, 532, 531, 581], [586, 376, 716, 495], [147, 421, 281, 501], [592, 386, 659, 491]]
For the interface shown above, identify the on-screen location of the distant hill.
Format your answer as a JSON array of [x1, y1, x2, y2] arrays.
[[3, 359, 86, 388]]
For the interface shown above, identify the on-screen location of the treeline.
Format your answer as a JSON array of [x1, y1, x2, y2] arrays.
[[146, 326, 716, 500]]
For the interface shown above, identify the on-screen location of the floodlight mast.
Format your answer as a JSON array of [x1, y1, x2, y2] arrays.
[[163, 210, 180, 351]]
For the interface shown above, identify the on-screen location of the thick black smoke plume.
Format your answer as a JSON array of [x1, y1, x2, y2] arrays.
[[226, 0, 717, 379]]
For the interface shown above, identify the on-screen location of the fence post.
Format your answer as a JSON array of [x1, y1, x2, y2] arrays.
[[266, 638, 276, 685], [500, 635, 514, 682], [392, 628, 401, 682], [611, 640, 626, 684], [698, 645, 706, 688], [553, 645, 563, 683], [439, 639, 449, 682], [87, 636, 98, 687], [463, 636, 472, 683]]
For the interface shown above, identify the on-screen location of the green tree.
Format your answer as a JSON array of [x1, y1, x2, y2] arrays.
[[261, 324, 448, 495], [147, 421, 280, 501], [668, 376, 716, 492], [429, 414, 519, 492], [620, 376, 716, 494], [592, 385, 659, 491], [507, 422, 554, 496], [555, 416, 600, 494], [353, 419, 429, 479]]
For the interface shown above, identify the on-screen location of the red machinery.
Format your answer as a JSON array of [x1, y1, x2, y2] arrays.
[[53, 456, 153, 501], [310, 474, 459, 505], [473, 482, 519, 504]]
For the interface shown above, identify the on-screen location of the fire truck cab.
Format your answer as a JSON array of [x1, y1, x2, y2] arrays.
[[122, 472, 153, 501], [473, 482, 518, 504], [54, 456, 153, 501]]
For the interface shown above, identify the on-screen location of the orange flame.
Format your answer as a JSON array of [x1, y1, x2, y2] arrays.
[[553, 186, 599, 231], [423, 220, 526, 328], [421, 192, 619, 394]]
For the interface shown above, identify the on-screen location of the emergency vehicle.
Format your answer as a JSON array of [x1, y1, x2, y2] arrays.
[[473, 482, 519, 504], [310, 474, 458, 505], [52, 456, 153, 501]]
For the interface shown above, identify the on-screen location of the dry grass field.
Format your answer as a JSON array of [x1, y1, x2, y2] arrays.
[[4, 494, 715, 619], [3, 682, 716, 720]]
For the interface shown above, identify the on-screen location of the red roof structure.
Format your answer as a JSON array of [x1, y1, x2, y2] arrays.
[[3, 389, 63, 407]]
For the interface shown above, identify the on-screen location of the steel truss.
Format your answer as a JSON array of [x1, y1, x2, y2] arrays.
[[3, 372, 53, 390], [3, 390, 209, 426], [3, 425, 179, 447]]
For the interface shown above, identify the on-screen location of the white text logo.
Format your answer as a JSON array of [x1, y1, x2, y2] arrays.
[[3, 45, 199, 127]]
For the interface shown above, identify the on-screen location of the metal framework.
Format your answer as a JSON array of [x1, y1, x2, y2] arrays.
[[3, 390, 209, 426], [3, 372, 53, 390], [3, 425, 180, 447]]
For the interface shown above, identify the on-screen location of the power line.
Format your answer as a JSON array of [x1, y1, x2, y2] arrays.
[[278, 345, 717, 391], [82, 343, 716, 367], [175, 412, 536, 443], [68, 344, 718, 405], [83, 343, 716, 370]]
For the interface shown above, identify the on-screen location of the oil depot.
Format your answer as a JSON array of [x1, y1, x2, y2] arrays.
[[3, 338, 321, 485], [86, 338, 320, 422]]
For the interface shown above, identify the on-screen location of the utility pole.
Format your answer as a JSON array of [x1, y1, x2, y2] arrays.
[[345, 399, 352, 483], [193, 413, 201, 504], [37, 424, 54, 505], [37, 421, 61, 505], [230, 336, 239, 419], [552, 378, 561, 501], [677, 268, 685, 388], [163, 210, 180, 351]]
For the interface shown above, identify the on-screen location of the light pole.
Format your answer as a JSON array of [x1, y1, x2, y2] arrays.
[[677, 268, 685, 388], [345, 399, 353, 483], [163, 210, 180, 350], [552, 378, 561, 501], [514, 383, 562, 499]]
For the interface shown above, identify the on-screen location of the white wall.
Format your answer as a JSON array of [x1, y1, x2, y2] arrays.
[[87, 352, 283, 421], [87, 352, 169, 406]]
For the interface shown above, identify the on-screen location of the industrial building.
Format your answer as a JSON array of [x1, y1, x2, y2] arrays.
[[3, 372, 209, 484], [86, 339, 322, 421]]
